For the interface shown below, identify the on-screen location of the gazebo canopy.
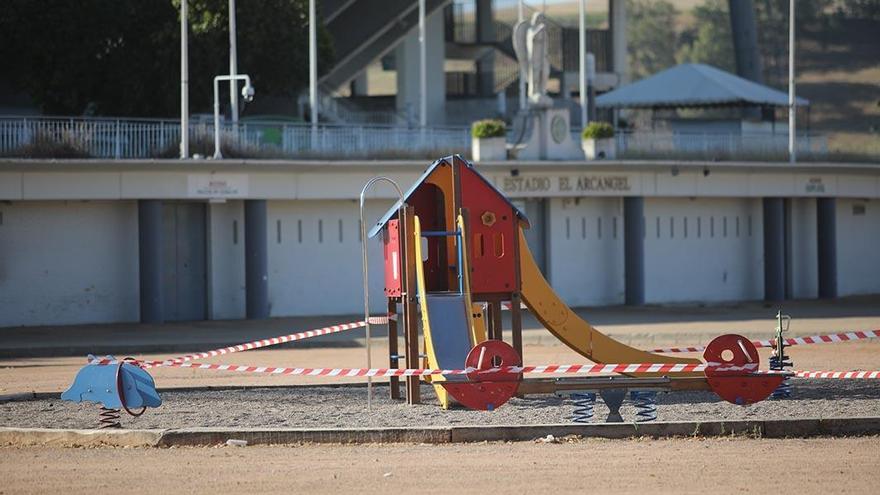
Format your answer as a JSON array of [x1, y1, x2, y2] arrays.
[[596, 63, 809, 109]]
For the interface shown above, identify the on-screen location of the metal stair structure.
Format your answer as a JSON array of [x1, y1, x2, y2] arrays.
[[312, 1, 611, 123], [309, 0, 450, 124], [320, 0, 450, 93]]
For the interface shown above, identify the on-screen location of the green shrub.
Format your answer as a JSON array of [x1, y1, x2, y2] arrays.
[[581, 122, 614, 140], [471, 119, 506, 139]]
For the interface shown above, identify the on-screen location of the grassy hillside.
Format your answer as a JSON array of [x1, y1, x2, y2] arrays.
[[796, 18, 880, 155]]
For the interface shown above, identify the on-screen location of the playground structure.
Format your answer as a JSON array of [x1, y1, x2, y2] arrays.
[[57, 154, 880, 426], [367, 155, 784, 412]]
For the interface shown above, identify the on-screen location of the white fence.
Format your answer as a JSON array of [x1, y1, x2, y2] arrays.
[[0, 116, 471, 159], [2, 116, 834, 161], [0, 117, 181, 158], [615, 131, 828, 158]]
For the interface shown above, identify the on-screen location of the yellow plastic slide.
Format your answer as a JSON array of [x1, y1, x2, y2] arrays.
[[518, 227, 700, 367], [415, 215, 488, 408]]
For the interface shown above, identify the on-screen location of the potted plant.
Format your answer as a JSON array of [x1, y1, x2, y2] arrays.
[[471, 119, 507, 161], [581, 121, 616, 160]]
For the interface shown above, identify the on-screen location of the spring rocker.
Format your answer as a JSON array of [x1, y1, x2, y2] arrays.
[[61, 356, 161, 428]]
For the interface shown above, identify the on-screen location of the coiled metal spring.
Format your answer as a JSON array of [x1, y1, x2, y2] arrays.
[[98, 407, 121, 428], [570, 392, 596, 423], [630, 391, 658, 422], [769, 354, 792, 399]]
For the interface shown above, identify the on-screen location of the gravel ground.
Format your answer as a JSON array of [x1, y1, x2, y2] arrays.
[[2, 378, 879, 429]]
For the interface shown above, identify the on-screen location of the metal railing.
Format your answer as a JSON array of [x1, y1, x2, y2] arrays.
[[0, 116, 471, 159], [0, 116, 182, 159], [615, 131, 828, 159], [280, 124, 471, 157]]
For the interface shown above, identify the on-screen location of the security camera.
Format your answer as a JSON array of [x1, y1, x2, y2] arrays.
[[241, 84, 255, 103]]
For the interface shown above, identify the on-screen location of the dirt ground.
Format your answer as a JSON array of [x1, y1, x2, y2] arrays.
[[1, 304, 878, 494], [2, 437, 879, 494]]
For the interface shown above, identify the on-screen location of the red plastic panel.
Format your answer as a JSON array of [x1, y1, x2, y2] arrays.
[[702, 334, 759, 377], [706, 375, 785, 406], [459, 166, 518, 294], [702, 333, 783, 405], [439, 341, 522, 411], [383, 220, 401, 297], [440, 381, 519, 411], [465, 340, 522, 382]]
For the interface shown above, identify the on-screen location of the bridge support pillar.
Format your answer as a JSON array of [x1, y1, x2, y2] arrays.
[[763, 197, 786, 302], [817, 197, 838, 298], [245, 199, 269, 319], [138, 199, 164, 323], [624, 196, 644, 306]]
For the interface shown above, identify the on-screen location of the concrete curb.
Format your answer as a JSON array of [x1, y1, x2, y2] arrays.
[[2, 417, 879, 447], [158, 427, 452, 446], [0, 427, 164, 447]]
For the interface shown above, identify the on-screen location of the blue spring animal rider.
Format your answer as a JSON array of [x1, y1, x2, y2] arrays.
[[62, 355, 162, 428]]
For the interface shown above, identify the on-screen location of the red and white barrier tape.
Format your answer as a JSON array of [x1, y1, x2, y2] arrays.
[[90, 316, 389, 369], [152, 363, 878, 379], [87, 359, 762, 376], [790, 370, 880, 379], [86, 356, 879, 379], [651, 329, 880, 353]]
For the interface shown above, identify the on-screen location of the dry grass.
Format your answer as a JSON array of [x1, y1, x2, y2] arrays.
[[0, 132, 92, 159]]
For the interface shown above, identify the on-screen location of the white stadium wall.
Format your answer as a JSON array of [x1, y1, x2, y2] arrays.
[[0, 200, 139, 327], [547, 197, 625, 306], [1, 161, 878, 327], [267, 199, 390, 317], [643, 197, 763, 304], [837, 199, 880, 296]]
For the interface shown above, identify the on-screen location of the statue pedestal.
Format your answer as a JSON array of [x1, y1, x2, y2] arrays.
[[511, 107, 584, 160]]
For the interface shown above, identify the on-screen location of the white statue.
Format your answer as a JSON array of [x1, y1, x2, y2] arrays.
[[512, 12, 552, 108]]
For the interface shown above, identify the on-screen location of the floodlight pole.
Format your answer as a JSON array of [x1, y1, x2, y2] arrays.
[[788, 0, 796, 163], [214, 74, 253, 159], [518, 0, 526, 111], [229, 0, 239, 126], [579, 0, 588, 128], [180, 0, 189, 159], [309, 0, 318, 148], [419, 0, 427, 131]]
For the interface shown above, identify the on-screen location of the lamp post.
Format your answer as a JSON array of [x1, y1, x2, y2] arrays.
[[180, 0, 189, 159], [579, 0, 588, 128], [419, 0, 427, 130], [213, 74, 254, 159], [788, 0, 796, 163], [309, 0, 318, 148], [518, 0, 526, 111], [229, 0, 240, 126]]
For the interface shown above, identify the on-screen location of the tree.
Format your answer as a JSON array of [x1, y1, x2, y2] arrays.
[[754, 0, 834, 87], [626, 0, 679, 79], [0, 0, 333, 117], [676, 0, 736, 73]]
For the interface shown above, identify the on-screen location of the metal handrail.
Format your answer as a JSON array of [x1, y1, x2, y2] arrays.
[[359, 177, 404, 410]]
